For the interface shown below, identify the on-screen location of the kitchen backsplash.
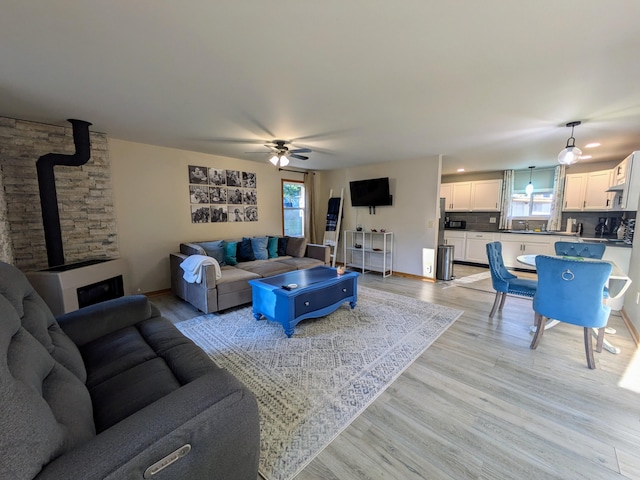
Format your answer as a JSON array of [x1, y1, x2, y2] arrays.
[[445, 211, 636, 235]]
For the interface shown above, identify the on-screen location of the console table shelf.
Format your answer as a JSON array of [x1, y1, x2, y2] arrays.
[[344, 230, 393, 277]]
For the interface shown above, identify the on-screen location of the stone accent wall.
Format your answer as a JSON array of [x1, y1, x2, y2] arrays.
[[0, 117, 118, 271]]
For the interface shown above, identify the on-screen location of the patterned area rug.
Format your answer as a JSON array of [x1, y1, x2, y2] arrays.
[[176, 285, 463, 480]]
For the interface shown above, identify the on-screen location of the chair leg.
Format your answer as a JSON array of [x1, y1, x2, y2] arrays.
[[530, 313, 544, 349], [498, 292, 507, 311], [595, 327, 605, 353], [489, 292, 502, 318], [584, 327, 596, 369]]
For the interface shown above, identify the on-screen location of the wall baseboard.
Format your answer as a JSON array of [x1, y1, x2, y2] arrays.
[[621, 308, 639, 347]]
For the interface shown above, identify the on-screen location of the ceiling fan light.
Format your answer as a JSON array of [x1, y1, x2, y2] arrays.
[[269, 155, 279, 165], [280, 156, 290, 167]]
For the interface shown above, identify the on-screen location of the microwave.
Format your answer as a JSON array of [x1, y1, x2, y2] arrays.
[[445, 220, 466, 229]]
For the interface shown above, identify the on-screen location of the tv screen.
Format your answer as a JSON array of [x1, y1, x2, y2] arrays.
[[349, 177, 392, 207]]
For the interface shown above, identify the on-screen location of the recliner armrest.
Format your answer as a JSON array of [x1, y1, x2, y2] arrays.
[[34, 372, 260, 480], [57, 295, 157, 347]]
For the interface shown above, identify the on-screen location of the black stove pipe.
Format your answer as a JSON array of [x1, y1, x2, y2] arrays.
[[36, 119, 92, 267]]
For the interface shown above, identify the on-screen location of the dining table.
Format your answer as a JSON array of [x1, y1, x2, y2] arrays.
[[516, 254, 633, 355]]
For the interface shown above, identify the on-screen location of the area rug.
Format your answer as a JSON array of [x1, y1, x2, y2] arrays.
[[175, 285, 463, 480]]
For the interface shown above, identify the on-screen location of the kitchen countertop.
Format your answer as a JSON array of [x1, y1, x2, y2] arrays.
[[445, 229, 632, 247]]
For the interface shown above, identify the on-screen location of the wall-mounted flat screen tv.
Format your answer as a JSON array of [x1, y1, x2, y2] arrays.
[[349, 177, 392, 207]]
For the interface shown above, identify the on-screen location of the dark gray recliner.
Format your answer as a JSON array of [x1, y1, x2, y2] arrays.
[[0, 260, 259, 480]]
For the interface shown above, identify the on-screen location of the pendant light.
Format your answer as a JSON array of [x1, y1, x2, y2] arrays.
[[525, 166, 534, 195], [558, 121, 582, 165]]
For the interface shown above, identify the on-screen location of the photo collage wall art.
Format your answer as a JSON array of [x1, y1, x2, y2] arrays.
[[188, 166, 258, 223]]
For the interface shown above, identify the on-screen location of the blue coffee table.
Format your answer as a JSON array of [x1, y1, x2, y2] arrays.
[[248, 266, 359, 337]]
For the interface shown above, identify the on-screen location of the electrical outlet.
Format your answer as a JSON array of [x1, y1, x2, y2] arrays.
[[489, 217, 496, 224], [428, 220, 434, 228]]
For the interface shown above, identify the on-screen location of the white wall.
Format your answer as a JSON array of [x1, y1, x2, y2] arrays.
[[109, 139, 304, 293], [315, 155, 442, 278]]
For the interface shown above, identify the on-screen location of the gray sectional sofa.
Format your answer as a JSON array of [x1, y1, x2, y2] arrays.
[[170, 236, 330, 313], [0, 260, 260, 480]]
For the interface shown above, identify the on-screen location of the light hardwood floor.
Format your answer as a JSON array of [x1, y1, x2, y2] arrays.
[[152, 265, 640, 480]]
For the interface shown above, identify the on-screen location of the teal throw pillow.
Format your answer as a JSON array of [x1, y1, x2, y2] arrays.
[[267, 236, 279, 258], [237, 237, 255, 262], [251, 236, 269, 260], [196, 241, 226, 266], [225, 241, 238, 266]]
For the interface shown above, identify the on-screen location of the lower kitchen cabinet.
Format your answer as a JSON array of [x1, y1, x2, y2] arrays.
[[464, 232, 498, 263], [443, 231, 466, 261]]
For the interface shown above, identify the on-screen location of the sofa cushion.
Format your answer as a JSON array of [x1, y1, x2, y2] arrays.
[[180, 242, 207, 256], [196, 240, 226, 266], [267, 236, 279, 258], [225, 241, 238, 266], [286, 236, 307, 257], [216, 267, 261, 296], [237, 259, 295, 277], [276, 256, 324, 270], [277, 236, 289, 256], [251, 236, 269, 260], [237, 238, 256, 262]]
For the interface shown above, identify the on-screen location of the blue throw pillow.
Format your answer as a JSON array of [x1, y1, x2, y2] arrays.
[[277, 236, 289, 257], [251, 236, 269, 260], [237, 237, 255, 262], [225, 241, 238, 266], [196, 241, 226, 266], [267, 237, 279, 258]]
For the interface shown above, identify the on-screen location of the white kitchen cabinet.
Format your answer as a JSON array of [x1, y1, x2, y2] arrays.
[[471, 179, 502, 211], [563, 170, 613, 211], [563, 173, 587, 210], [441, 180, 501, 212], [440, 182, 472, 211], [464, 232, 497, 263], [443, 231, 466, 261], [583, 170, 614, 210], [612, 151, 640, 211], [498, 234, 554, 269]]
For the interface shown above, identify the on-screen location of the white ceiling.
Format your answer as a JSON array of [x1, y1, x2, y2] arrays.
[[2, 1, 640, 174]]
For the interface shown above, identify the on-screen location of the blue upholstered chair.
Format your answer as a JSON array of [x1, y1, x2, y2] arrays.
[[554, 241, 609, 298], [554, 241, 606, 259], [485, 242, 537, 318], [531, 255, 612, 369]]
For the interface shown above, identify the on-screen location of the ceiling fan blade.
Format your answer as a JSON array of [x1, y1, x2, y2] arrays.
[[289, 148, 312, 154], [289, 154, 309, 161]]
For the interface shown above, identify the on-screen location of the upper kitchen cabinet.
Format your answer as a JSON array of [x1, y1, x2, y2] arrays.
[[440, 179, 501, 212], [440, 182, 471, 211], [609, 152, 640, 211], [563, 170, 614, 211], [471, 179, 503, 211]]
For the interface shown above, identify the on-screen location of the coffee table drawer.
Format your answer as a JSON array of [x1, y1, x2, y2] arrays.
[[294, 281, 354, 317]]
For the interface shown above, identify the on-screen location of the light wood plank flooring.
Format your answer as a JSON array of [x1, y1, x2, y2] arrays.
[[152, 265, 640, 480]]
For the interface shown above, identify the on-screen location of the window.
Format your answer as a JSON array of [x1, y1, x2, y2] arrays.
[[282, 180, 305, 237], [511, 168, 555, 219], [511, 192, 553, 217]]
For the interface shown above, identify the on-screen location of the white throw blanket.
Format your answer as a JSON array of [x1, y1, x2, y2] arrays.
[[180, 255, 221, 283]]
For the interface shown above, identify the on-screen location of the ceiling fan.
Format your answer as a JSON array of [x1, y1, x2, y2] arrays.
[[247, 139, 312, 167]]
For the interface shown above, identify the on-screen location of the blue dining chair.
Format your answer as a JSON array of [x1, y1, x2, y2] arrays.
[[485, 242, 537, 318], [554, 241, 610, 299], [531, 255, 612, 369], [554, 241, 606, 259]]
